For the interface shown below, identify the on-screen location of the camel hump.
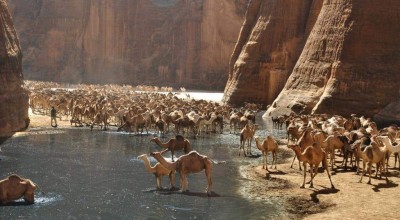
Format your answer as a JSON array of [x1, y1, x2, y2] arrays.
[[175, 135, 184, 141], [8, 174, 23, 181], [365, 146, 373, 159]]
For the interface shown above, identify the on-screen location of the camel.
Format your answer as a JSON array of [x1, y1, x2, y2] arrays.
[[377, 136, 400, 170], [239, 124, 258, 157], [0, 174, 37, 204], [254, 136, 279, 170], [323, 135, 351, 170], [229, 111, 242, 134], [288, 143, 335, 189], [155, 116, 166, 137], [378, 136, 400, 153], [286, 123, 301, 143], [197, 114, 217, 136], [137, 154, 175, 190], [150, 135, 192, 162], [290, 128, 314, 171], [354, 137, 388, 184], [150, 151, 214, 195]]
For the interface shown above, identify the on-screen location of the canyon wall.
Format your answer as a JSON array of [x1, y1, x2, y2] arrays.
[[223, 0, 323, 106], [0, 0, 28, 135], [265, 0, 400, 125], [8, 0, 247, 89], [223, 0, 400, 124]]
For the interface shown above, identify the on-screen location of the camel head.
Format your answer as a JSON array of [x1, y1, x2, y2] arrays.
[[150, 151, 162, 160], [137, 154, 147, 160], [287, 144, 300, 151], [150, 137, 159, 142]]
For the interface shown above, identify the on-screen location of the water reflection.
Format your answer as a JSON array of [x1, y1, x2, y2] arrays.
[[0, 112, 284, 219]]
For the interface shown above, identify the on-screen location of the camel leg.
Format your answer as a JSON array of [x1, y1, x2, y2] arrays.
[[309, 164, 314, 188], [325, 163, 335, 189], [301, 163, 307, 188], [262, 152, 266, 169], [274, 152, 277, 169], [290, 155, 297, 169], [183, 176, 189, 192], [179, 174, 188, 192], [205, 163, 213, 195], [169, 172, 175, 189], [360, 161, 366, 183], [156, 176, 162, 190], [367, 162, 372, 184], [265, 152, 269, 171], [171, 150, 175, 162], [271, 151, 277, 169], [330, 150, 335, 170]]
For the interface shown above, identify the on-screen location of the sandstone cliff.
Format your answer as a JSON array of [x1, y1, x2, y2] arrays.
[[223, 0, 323, 106], [223, 0, 399, 124], [265, 0, 400, 125], [9, 0, 247, 90], [0, 0, 28, 135]]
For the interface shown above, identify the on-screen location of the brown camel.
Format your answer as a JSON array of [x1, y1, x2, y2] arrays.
[[355, 140, 388, 184], [150, 151, 213, 195], [239, 124, 258, 157], [0, 174, 37, 204], [137, 154, 175, 190], [288, 143, 335, 189], [291, 128, 314, 171], [254, 136, 279, 170], [323, 135, 350, 170], [150, 135, 192, 162]]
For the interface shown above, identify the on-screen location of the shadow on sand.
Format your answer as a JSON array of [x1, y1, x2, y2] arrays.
[[310, 187, 340, 203], [372, 180, 398, 192]]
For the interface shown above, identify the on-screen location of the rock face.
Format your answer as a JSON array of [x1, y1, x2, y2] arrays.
[[265, 0, 400, 125], [223, 0, 323, 106], [0, 0, 29, 135], [9, 0, 247, 90], [224, 0, 400, 124]]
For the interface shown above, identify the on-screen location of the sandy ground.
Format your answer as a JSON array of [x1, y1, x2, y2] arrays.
[[18, 113, 400, 219], [239, 144, 400, 219]]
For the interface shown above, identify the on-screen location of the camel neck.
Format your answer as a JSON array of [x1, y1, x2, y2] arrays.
[[153, 138, 169, 148], [293, 147, 304, 161], [154, 155, 177, 171], [140, 156, 156, 174], [255, 139, 263, 151]]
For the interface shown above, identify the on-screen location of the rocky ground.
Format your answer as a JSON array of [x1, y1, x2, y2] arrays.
[[23, 112, 400, 219]]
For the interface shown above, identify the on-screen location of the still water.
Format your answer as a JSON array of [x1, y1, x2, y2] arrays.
[[0, 113, 286, 219]]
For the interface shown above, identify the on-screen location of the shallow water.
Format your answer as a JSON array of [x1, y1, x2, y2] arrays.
[[0, 112, 287, 219]]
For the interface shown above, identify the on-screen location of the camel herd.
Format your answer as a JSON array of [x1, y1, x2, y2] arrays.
[[26, 81, 252, 138], [1, 80, 397, 204], [277, 113, 400, 187]]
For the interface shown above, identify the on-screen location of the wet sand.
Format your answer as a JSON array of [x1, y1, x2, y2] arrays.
[[20, 113, 400, 219]]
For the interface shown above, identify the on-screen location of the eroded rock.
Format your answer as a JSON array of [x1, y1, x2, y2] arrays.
[[265, 0, 400, 125], [0, 0, 29, 135]]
